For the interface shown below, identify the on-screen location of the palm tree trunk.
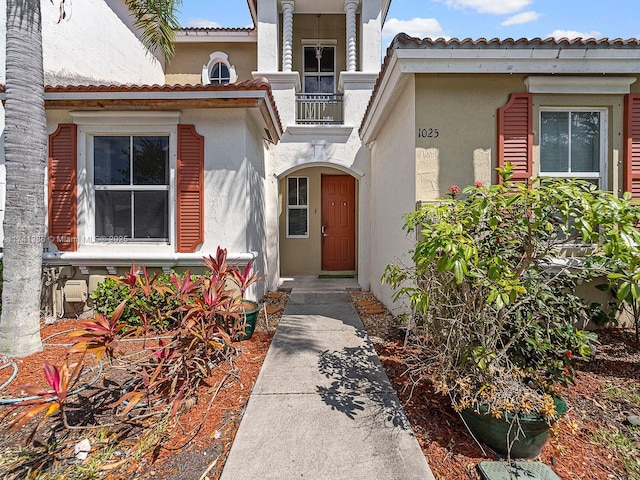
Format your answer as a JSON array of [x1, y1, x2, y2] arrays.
[[0, 0, 46, 356]]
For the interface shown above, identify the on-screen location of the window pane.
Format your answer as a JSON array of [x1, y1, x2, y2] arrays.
[[571, 112, 600, 173], [298, 178, 308, 205], [304, 47, 318, 72], [134, 191, 168, 240], [94, 136, 130, 185], [319, 76, 334, 93], [320, 47, 334, 72], [541, 112, 569, 172], [304, 76, 320, 93], [211, 62, 230, 85], [133, 136, 169, 185], [95, 191, 131, 238], [288, 178, 298, 206], [288, 208, 307, 236]]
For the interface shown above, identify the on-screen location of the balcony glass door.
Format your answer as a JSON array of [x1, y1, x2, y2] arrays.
[[303, 46, 335, 93]]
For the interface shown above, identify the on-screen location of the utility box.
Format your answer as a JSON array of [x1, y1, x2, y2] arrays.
[[64, 280, 88, 303]]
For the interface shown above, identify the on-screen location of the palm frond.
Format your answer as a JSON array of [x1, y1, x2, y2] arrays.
[[125, 0, 181, 61]]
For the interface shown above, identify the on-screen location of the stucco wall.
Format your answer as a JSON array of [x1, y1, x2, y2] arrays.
[[414, 74, 525, 200], [165, 42, 257, 85], [368, 76, 416, 311], [0, 0, 165, 85], [40, 109, 267, 281], [180, 109, 261, 255], [244, 113, 269, 297], [414, 74, 631, 198]]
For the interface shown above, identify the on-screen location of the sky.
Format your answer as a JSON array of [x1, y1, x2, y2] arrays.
[[177, 0, 640, 46]]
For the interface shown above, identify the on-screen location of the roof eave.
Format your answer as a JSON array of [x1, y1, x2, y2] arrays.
[[42, 86, 282, 144], [174, 28, 256, 43]]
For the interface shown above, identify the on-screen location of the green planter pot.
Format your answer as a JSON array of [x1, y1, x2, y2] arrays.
[[460, 397, 567, 459], [235, 300, 260, 341]]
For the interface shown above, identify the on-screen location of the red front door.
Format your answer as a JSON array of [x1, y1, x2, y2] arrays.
[[321, 175, 356, 271]]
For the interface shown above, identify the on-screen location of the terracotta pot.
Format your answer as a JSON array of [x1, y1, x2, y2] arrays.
[[460, 397, 567, 458]]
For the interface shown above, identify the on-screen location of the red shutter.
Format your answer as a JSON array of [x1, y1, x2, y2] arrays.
[[48, 124, 77, 252], [177, 125, 204, 253], [497, 93, 532, 184], [624, 94, 640, 198]]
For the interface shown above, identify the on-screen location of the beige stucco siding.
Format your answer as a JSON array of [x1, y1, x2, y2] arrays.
[[279, 167, 358, 276], [165, 42, 257, 85], [415, 74, 635, 198], [368, 76, 416, 309], [414, 74, 526, 200]]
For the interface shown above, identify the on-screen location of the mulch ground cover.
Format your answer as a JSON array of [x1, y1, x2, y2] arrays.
[[2, 290, 639, 479], [0, 291, 289, 480], [350, 290, 640, 480]]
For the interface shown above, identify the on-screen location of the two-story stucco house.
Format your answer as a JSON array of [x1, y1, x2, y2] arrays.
[[2, 0, 640, 315], [0, 0, 388, 314]]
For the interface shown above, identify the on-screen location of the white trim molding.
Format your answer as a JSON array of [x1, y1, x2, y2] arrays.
[[202, 51, 237, 85], [281, 1, 295, 72], [525, 76, 637, 94], [344, 0, 359, 72]]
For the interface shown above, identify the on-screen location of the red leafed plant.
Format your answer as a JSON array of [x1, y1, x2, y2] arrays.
[[3, 246, 266, 445], [3, 359, 85, 443], [68, 300, 127, 361]]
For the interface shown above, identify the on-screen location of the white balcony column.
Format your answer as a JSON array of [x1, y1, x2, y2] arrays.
[[281, 1, 295, 72], [344, 0, 358, 72]]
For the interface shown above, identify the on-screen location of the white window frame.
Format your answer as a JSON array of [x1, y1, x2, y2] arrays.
[[93, 135, 170, 243], [201, 51, 237, 85], [539, 107, 608, 189], [301, 40, 337, 94], [286, 176, 309, 239], [72, 111, 179, 249]]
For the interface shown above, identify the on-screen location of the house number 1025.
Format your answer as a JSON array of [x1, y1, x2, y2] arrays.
[[417, 128, 439, 138]]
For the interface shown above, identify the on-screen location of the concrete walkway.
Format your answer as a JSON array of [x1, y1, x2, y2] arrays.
[[220, 277, 435, 480]]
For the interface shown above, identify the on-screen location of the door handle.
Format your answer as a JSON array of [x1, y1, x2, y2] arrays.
[[321, 225, 328, 236]]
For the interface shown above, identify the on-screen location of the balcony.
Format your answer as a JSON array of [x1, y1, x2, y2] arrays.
[[295, 93, 344, 125]]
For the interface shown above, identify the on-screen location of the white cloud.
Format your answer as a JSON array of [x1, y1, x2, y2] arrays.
[[184, 17, 222, 28], [435, 0, 532, 15], [382, 17, 447, 41], [547, 29, 602, 39], [501, 11, 540, 26]]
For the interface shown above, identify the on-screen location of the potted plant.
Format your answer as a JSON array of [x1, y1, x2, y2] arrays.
[[383, 164, 640, 458], [204, 247, 265, 340]]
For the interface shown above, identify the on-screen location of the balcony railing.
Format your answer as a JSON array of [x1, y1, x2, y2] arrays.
[[295, 93, 344, 125]]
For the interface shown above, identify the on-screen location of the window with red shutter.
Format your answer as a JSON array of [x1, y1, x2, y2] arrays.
[[177, 125, 204, 253], [497, 93, 532, 184], [48, 124, 78, 251], [624, 94, 640, 199]]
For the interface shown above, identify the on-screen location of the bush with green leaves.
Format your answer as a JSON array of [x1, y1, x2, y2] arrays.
[[90, 274, 180, 332], [383, 163, 640, 419]]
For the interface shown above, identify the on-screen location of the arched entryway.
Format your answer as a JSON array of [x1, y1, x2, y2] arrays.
[[278, 165, 359, 277]]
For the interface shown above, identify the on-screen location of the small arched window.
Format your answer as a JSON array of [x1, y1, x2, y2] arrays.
[[210, 62, 230, 85], [202, 52, 237, 86]]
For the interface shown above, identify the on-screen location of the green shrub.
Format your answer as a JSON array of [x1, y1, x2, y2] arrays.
[[90, 275, 180, 332], [383, 163, 640, 418]]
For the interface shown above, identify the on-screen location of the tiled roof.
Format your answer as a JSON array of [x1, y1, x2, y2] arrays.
[[176, 26, 254, 33], [391, 34, 640, 49], [43, 78, 271, 93], [1, 78, 282, 139], [360, 33, 640, 138]]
